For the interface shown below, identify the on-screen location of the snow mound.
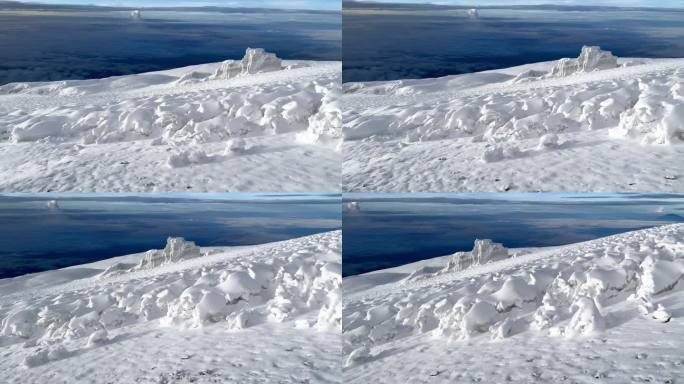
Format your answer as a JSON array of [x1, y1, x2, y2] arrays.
[[445, 239, 509, 272], [297, 89, 342, 148], [492, 276, 538, 311], [210, 48, 283, 80], [217, 271, 261, 302], [636, 256, 684, 297], [563, 296, 605, 337], [550, 46, 618, 77], [136, 237, 203, 270], [343, 224, 684, 365], [611, 92, 684, 144], [461, 300, 498, 337]]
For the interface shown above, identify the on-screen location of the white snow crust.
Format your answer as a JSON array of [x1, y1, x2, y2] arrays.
[[342, 48, 684, 192], [0, 49, 341, 192], [444, 239, 509, 272], [0, 231, 341, 383], [343, 224, 684, 383]]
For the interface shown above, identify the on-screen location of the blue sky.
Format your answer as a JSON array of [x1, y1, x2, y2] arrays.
[[17, 0, 341, 10], [354, 0, 684, 7]]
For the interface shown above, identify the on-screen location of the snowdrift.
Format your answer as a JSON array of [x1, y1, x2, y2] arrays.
[[3, 49, 340, 148], [343, 224, 684, 371], [0, 232, 341, 382]]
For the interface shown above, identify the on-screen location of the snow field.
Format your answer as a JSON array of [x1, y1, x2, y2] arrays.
[[342, 48, 684, 192], [0, 49, 341, 192], [343, 224, 684, 382], [0, 231, 341, 383]]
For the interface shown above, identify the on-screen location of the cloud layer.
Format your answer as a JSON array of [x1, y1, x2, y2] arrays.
[[19, 0, 341, 11], [358, 0, 684, 8]]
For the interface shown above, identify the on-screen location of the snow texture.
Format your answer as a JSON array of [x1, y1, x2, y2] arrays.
[[343, 224, 684, 383], [342, 49, 684, 192], [0, 231, 341, 383], [0, 49, 341, 192]]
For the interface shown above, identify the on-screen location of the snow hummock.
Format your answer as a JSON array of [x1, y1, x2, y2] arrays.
[[135, 237, 202, 270], [0, 49, 341, 192], [550, 46, 618, 77], [0, 231, 341, 383], [343, 224, 684, 383], [342, 48, 684, 192], [210, 48, 282, 80], [445, 239, 509, 272]]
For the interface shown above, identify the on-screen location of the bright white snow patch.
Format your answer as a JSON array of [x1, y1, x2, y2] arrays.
[[343, 224, 684, 383], [0, 231, 341, 383]]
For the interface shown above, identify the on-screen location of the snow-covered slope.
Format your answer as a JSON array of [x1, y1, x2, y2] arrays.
[[0, 231, 341, 383], [342, 48, 684, 192], [343, 224, 684, 383], [0, 49, 341, 192]]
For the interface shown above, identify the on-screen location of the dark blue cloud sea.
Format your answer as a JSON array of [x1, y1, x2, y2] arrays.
[[0, 194, 341, 279], [343, 3, 684, 82], [342, 193, 684, 276], [0, 5, 340, 85]]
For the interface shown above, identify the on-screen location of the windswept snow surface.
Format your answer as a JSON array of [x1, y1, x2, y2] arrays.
[[0, 49, 341, 192], [343, 224, 684, 383], [342, 49, 684, 192], [0, 231, 341, 383]]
